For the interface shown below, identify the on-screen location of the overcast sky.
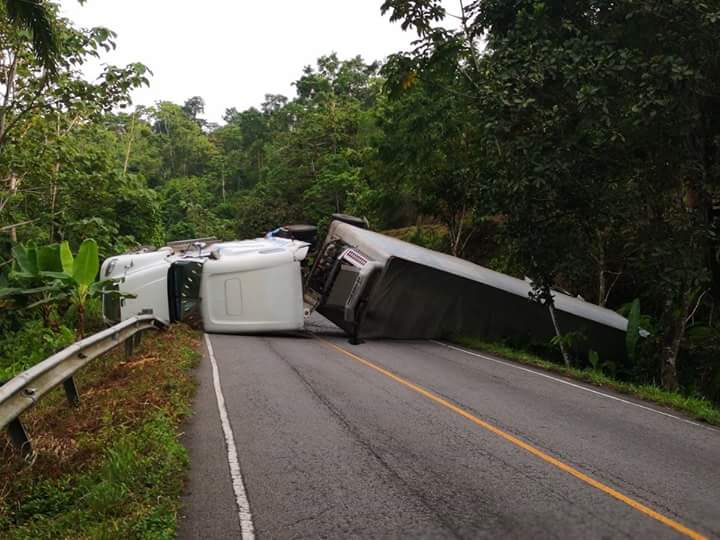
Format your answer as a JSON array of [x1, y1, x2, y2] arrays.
[[58, 1, 432, 124]]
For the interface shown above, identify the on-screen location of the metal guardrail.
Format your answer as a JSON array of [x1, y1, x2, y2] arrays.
[[0, 311, 167, 460]]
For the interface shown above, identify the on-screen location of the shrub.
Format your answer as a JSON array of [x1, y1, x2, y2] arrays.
[[0, 320, 75, 381]]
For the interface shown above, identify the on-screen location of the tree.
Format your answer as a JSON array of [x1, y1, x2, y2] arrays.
[[182, 95, 207, 128], [214, 106, 271, 190], [0, 12, 148, 155], [381, 0, 720, 382], [1, 2, 149, 267], [160, 177, 233, 241], [2, 0, 57, 71], [182, 95, 205, 120], [378, 63, 486, 256], [148, 101, 213, 184], [44, 238, 105, 338], [230, 55, 383, 233], [382, 0, 606, 365]]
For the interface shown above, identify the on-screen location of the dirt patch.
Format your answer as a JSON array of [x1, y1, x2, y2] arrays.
[[0, 324, 201, 507]]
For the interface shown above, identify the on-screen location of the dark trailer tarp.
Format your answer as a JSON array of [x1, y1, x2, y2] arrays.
[[309, 221, 629, 361]]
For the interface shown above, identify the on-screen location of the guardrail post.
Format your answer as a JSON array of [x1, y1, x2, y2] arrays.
[[8, 418, 33, 460], [124, 337, 134, 359], [63, 377, 80, 407]]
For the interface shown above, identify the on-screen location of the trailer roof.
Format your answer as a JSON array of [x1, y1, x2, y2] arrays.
[[328, 221, 628, 332]]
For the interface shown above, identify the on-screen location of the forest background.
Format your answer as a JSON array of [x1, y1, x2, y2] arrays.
[[2, 0, 720, 405]]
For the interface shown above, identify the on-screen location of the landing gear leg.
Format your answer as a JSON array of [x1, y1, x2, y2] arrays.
[[349, 325, 364, 346]]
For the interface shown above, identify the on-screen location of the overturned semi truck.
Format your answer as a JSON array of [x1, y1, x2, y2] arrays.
[[102, 215, 630, 360]]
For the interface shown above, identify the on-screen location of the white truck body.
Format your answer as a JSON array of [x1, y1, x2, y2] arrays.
[[201, 240, 308, 333]]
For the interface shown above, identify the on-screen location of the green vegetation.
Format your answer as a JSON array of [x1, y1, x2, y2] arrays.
[[384, 225, 450, 253], [0, 324, 201, 538], [1, 239, 118, 341], [2, 1, 720, 407], [0, 319, 74, 380], [2, 0, 57, 71], [453, 337, 720, 426]]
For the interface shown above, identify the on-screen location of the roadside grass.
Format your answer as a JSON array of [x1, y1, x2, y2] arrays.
[[451, 337, 720, 427], [0, 324, 201, 539]]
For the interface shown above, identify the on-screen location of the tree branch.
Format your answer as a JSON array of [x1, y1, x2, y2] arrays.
[[0, 72, 49, 150], [0, 218, 39, 232], [686, 289, 709, 324]]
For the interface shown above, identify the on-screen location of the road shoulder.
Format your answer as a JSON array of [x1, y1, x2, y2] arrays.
[[177, 335, 242, 540]]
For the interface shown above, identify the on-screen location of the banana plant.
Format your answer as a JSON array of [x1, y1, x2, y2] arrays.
[[1, 239, 122, 337], [39, 239, 120, 338], [1, 241, 67, 329]]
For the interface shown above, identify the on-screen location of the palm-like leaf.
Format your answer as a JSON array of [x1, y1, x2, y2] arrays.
[[73, 238, 99, 288], [38, 270, 73, 281], [59, 241, 74, 274], [37, 244, 63, 272], [3, 0, 57, 71], [25, 291, 69, 309], [12, 241, 39, 276]]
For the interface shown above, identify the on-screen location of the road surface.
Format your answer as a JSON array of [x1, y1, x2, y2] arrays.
[[178, 319, 720, 539]]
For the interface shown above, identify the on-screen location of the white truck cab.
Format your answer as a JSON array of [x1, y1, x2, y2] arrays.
[[101, 237, 310, 333]]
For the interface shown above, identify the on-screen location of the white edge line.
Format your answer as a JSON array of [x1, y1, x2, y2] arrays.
[[205, 333, 255, 540], [431, 340, 714, 431]]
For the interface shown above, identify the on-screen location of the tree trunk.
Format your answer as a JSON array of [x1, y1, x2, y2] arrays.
[[122, 112, 137, 177], [49, 163, 59, 241], [221, 165, 226, 203], [659, 288, 691, 391], [8, 174, 18, 242], [548, 300, 572, 368], [594, 231, 622, 307], [0, 52, 18, 151], [447, 206, 466, 257], [49, 115, 61, 240], [597, 239, 606, 306]]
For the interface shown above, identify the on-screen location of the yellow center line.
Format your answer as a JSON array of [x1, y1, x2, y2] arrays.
[[314, 336, 707, 540]]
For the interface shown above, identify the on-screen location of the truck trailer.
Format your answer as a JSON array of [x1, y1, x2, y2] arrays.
[[305, 219, 630, 361]]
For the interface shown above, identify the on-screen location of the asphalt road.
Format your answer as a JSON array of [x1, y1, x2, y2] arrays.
[[178, 319, 720, 539]]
